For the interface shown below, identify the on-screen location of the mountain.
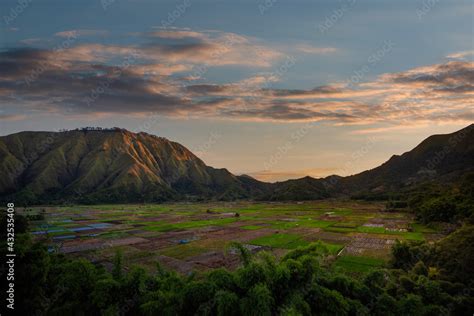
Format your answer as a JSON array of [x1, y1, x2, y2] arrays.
[[260, 176, 330, 201], [0, 124, 472, 203], [0, 128, 252, 203], [332, 123, 474, 195], [271, 124, 474, 200]]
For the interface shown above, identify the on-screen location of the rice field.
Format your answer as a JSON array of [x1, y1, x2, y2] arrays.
[[24, 200, 442, 275]]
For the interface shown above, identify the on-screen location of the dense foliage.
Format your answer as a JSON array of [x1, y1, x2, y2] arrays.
[[407, 173, 474, 224], [359, 172, 474, 225], [2, 215, 473, 316]]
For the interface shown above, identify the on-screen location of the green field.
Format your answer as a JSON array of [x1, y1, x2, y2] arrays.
[[25, 200, 442, 274], [333, 255, 386, 273], [250, 233, 309, 249]]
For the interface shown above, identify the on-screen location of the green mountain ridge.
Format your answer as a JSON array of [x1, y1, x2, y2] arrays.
[[0, 129, 254, 203]]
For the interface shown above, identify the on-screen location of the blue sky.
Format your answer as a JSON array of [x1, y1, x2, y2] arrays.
[[1, 0, 473, 181]]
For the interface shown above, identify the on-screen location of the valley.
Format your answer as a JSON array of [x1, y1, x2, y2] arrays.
[[1, 2, 472, 313], [4, 125, 471, 315], [26, 200, 442, 275]]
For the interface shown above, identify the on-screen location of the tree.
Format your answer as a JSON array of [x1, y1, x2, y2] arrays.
[[214, 290, 239, 316], [181, 281, 215, 315], [112, 249, 123, 280], [240, 283, 273, 316], [397, 294, 423, 316]]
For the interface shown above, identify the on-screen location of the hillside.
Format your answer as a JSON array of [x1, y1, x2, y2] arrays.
[[334, 123, 474, 195], [0, 128, 251, 203], [261, 176, 330, 201], [268, 124, 474, 200]]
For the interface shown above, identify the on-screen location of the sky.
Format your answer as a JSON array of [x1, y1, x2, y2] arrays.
[[0, 0, 473, 182]]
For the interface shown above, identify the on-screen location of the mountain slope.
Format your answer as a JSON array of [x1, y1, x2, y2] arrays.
[[272, 124, 474, 199], [333, 124, 474, 194], [0, 128, 251, 203], [260, 176, 330, 201]]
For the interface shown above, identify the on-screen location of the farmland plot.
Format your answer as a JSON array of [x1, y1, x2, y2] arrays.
[[26, 201, 442, 274]]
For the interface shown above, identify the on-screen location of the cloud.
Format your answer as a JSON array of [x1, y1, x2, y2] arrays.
[[349, 124, 429, 135], [54, 29, 108, 38], [0, 47, 201, 116], [186, 84, 230, 94], [0, 28, 472, 126], [0, 114, 27, 121], [0, 48, 54, 79], [381, 61, 474, 89], [446, 50, 474, 60], [220, 61, 473, 124], [148, 30, 207, 39], [130, 63, 192, 76], [223, 103, 359, 122], [295, 44, 338, 55], [141, 30, 283, 67], [267, 85, 342, 98], [49, 29, 283, 69]]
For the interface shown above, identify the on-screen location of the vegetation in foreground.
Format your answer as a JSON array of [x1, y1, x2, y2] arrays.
[[2, 213, 473, 316]]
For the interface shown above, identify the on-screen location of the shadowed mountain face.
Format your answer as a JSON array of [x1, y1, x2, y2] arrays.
[[0, 125, 472, 203], [274, 124, 474, 199], [325, 123, 474, 195]]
